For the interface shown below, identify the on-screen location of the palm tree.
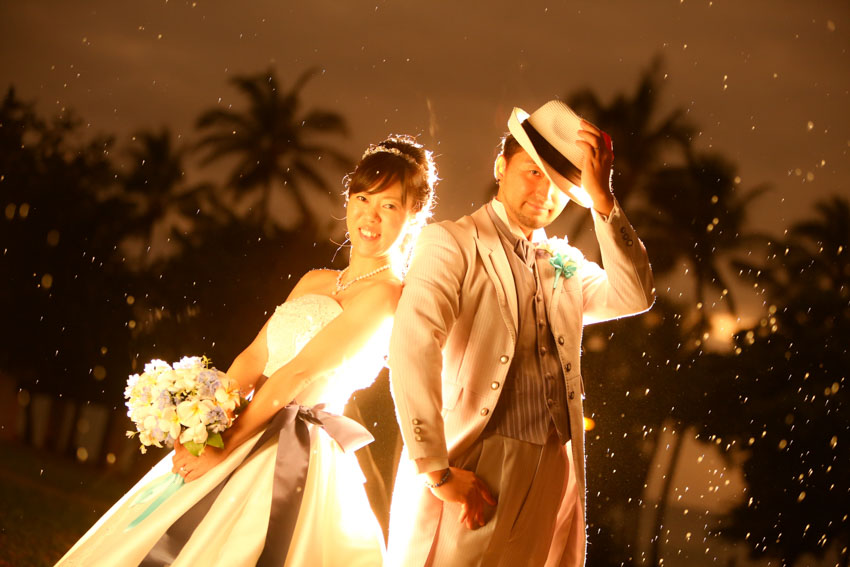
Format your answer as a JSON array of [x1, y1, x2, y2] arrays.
[[709, 196, 850, 565], [566, 56, 695, 209], [637, 152, 769, 324], [630, 152, 769, 565], [781, 195, 850, 299], [195, 68, 350, 232], [580, 298, 694, 565], [555, 60, 697, 564], [0, 87, 136, 420], [122, 128, 212, 266]]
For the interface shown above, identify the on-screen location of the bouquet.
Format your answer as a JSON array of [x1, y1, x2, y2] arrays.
[[125, 355, 243, 457]]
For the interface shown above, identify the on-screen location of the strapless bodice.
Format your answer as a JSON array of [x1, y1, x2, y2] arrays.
[[261, 294, 387, 412]]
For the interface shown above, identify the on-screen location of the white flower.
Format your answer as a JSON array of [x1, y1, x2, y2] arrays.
[[125, 373, 140, 397], [179, 422, 209, 445], [214, 378, 241, 413], [176, 398, 217, 428], [537, 236, 583, 260], [158, 407, 182, 440], [139, 430, 154, 448], [171, 367, 198, 393], [144, 359, 171, 376], [173, 356, 205, 371]]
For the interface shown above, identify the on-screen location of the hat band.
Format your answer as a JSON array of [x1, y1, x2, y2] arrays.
[[521, 121, 582, 186]]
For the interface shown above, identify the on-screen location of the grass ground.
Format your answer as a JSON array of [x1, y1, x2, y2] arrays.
[[0, 440, 160, 566]]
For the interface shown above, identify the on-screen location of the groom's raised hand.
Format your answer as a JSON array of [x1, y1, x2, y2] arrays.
[[427, 467, 497, 529]]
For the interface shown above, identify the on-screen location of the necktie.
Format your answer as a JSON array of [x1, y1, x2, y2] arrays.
[[514, 238, 536, 266]]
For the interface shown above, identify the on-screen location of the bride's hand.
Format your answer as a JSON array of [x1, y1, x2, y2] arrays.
[[172, 439, 228, 483]]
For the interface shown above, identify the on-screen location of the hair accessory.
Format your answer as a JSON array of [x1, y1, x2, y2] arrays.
[[361, 145, 421, 169], [424, 468, 452, 489]]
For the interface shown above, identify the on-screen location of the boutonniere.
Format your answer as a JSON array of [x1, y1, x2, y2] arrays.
[[537, 237, 580, 289]]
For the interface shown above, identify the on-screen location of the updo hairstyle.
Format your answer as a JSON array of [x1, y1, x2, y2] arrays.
[[345, 134, 437, 228]]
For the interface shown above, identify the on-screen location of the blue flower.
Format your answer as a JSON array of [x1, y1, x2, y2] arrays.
[[548, 253, 578, 289], [537, 237, 580, 290]]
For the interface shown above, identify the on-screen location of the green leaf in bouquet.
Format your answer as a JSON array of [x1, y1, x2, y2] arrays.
[[182, 440, 205, 457], [206, 432, 224, 449]]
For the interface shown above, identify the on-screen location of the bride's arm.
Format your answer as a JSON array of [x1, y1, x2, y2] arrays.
[[174, 280, 401, 481], [223, 280, 400, 448], [218, 269, 328, 396], [223, 319, 270, 397]]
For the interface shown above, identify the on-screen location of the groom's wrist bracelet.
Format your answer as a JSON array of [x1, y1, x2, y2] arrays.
[[424, 468, 451, 489]]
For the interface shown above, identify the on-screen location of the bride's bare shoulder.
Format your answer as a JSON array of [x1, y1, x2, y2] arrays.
[[287, 269, 338, 301]]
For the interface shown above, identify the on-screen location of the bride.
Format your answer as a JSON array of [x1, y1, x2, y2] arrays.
[[56, 135, 437, 567]]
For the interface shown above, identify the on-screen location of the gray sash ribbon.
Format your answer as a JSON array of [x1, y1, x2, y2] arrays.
[[140, 403, 374, 566]]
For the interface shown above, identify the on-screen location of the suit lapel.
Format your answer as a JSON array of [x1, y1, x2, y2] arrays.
[[529, 230, 566, 325], [470, 207, 518, 341], [539, 253, 561, 321]]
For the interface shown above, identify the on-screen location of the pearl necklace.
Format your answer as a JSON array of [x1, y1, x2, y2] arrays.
[[334, 264, 391, 295]]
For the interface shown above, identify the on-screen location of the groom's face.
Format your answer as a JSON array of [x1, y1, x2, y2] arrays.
[[495, 149, 569, 238]]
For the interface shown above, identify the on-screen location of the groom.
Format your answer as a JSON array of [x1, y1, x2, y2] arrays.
[[387, 100, 655, 566]]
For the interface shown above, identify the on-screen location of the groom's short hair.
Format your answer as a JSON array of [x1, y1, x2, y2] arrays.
[[498, 133, 524, 163]]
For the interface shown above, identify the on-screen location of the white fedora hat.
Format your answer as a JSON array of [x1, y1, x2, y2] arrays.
[[507, 100, 593, 208]]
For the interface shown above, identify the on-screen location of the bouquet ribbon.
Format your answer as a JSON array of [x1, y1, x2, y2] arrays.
[[137, 403, 374, 567], [125, 472, 185, 531]]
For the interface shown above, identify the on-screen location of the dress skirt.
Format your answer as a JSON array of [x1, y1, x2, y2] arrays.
[[56, 422, 385, 567]]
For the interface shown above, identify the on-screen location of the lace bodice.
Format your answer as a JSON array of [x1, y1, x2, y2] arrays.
[[261, 294, 388, 412]]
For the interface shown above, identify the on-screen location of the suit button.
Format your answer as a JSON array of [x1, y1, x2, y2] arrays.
[[480, 408, 490, 416], [415, 435, 423, 441], [499, 355, 509, 364], [569, 391, 575, 400], [412, 418, 421, 425], [539, 319, 545, 327], [546, 374, 554, 381], [557, 336, 565, 346], [546, 398, 555, 407], [414, 427, 421, 433], [540, 347, 548, 355], [565, 362, 572, 372], [490, 381, 500, 390]]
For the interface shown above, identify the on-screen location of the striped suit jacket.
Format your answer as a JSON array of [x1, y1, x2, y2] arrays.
[[387, 201, 655, 567]]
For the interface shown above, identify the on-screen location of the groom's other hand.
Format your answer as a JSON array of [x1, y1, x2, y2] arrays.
[[426, 467, 497, 529]]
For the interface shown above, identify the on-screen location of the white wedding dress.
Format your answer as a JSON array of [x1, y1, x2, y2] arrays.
[[57, 294, 387, 566]]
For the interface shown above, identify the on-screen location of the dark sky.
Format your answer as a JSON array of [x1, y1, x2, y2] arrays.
[[2, 0, 848, 308]]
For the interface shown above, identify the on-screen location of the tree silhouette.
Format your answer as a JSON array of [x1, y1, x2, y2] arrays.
[[0, 87, 135, 408], [710, 197, 850, 565], [195, 68, 350, 233], [629, 151, 769, 563], [637, 152, 770, 323], [567, 56, 695, 209], [581, 298, 696, 565], [561, 62, 710, 564], [121, 128, 213, 266], [567, 60, 777, 566]]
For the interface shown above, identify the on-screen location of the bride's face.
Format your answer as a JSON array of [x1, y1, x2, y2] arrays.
[[346, 180, 412, 260]]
